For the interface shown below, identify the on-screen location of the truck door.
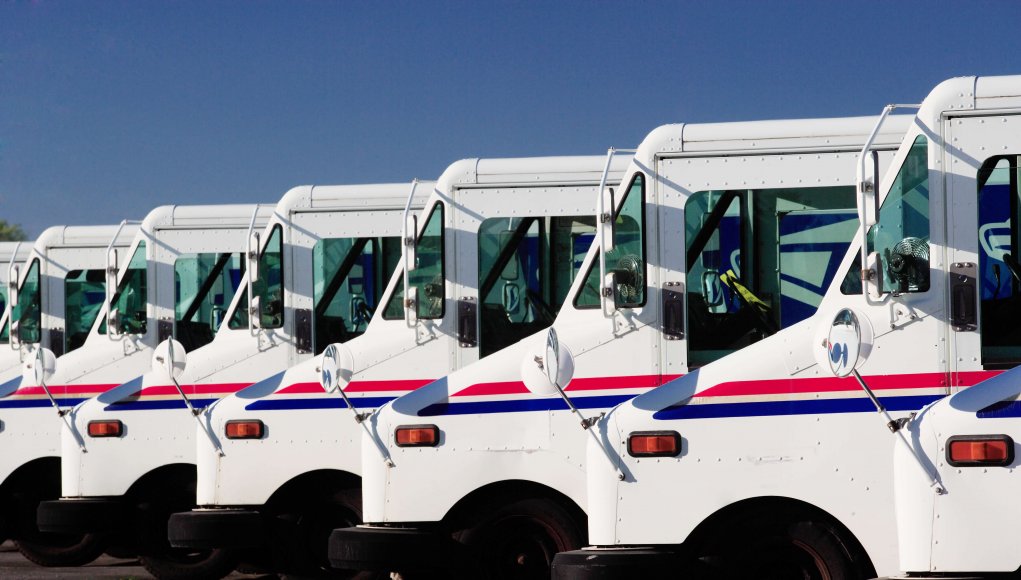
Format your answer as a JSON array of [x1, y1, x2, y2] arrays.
[[945, 114, 1021, 388]]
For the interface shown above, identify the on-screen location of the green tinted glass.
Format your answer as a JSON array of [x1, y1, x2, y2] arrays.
[[384, 203, 444, 320], [14, 259, 41, 344], [575, 173, 646, 308], [685, 186, 857, 368], [313, 236, 400, 351], [477, 215, 595, 357], [175, 252, 244, 351], [866, 136, 930, 293], [65, 268, 106, 352], [108, 241, 148, 336], [230, 225, 283, 329]]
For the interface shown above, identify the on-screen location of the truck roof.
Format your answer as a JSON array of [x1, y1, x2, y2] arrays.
[[436, 155, 631, 191], [140, 204, 275, 231], [273, 182, 436, 215], [32, 224, 141, 250]]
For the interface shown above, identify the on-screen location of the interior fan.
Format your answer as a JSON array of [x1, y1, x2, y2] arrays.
[[885, 236, 929, 292], [614, 254, 644, 300]]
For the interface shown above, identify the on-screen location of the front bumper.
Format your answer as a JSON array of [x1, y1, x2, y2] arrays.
[[551, 547, 689, 580], [37, 498, 127, 534], [328, 524, 467, 573], [168, 508, 265, 549]]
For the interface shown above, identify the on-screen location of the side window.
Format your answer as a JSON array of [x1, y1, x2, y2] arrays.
[[574, 173, 646, 308], [313, 236, 401, 352], [229, 224, 284, 329], [13, 258, 41, 344], [478, 215, 596, 357], [978, 155, 1021, 368], [107, 241, 148, 337], [384, 203, 445, 320], [686, 186, 857, 368], [0, 280, 8, 344], [175, 252, 244, 351], [65, 268, 107, 352], [867, 135, 930, 293]]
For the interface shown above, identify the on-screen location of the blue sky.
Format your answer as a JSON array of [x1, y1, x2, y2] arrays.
[[2, 0, 1020, 236]]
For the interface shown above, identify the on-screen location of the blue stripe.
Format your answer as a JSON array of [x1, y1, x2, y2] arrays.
[[103, 398, 220, 411], [977, 400, 1021, 418], [653, 394, 943, 421], [245, 395, 396, 411], [417, 394, 635, 417], [0, 397, 89, 409]]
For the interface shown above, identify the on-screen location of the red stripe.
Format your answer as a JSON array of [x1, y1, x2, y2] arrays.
[[692, 371, 1000, 399], [135, 383, 251, 397], [13, 384, 118, 397], [453, 374, 684, 397], [275, 379, 433, 395]]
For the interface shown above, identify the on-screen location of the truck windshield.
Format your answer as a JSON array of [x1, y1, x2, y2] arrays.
[[13, 259, 41, 344], [686, 186, 857, 368], [313, 236, 401, 351], [478, 215, 596, 356], [229, 224, 284, 330], [65, 268, 106, 353], [105, 241, 148, 337], [383, 203, 445, 320], [574, 173, 646, 308], [175, 252, 244, 351], [867, 135, 930, 293]]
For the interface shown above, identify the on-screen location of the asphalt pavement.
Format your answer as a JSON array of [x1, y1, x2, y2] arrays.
[[0, 541, 276, 579]]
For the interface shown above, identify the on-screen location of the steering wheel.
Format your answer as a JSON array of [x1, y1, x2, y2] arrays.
[[525, 289, 556, 325]]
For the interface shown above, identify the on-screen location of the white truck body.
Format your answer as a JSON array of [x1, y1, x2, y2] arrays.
[[0, 225, 138, 535], [170, 156, 625, 572], [0, 242, 33, 385], [330, 115, 911, 576], [567, 75, 1021, 579]]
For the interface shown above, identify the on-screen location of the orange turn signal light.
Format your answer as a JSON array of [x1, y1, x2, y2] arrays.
[[225, 420, 265, 440], [628, 431, 681, 457], [87, 420, 123, 438], [947, 435, 1013, 467], [395, 425, 439, 447]]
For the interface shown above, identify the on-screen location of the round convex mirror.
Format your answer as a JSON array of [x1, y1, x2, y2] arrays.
[[153, 339, 188, 380], [827, 309, 862, 378], [545, 327, 561, 387], [33, 347, 56, 386], [320, 344, 341, 393]]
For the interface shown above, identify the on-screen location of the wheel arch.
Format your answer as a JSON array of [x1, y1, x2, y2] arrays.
[[442, 479, 586, 534]]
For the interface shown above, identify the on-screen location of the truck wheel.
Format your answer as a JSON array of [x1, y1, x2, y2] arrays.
[[702, 517, 860, 580], [14, 532, 107, 567], [138, 548, 237, 580], [276, 490, 380, 578], [456, 498, 583, 580]]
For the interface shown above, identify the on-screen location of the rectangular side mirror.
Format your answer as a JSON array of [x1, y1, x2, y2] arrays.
[[107, 307, 120, 336], [247, 232, 261, 285], [600, 187, 616, 254], [8, 265, 18, 308], [250, 295, 262, 329], [404, 214, 418, 272], [858, 150, 880, 228], [602, 271, 617, 317]]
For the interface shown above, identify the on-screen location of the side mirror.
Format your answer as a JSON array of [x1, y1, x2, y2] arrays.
[[318, 342, 354, 393], [247, 232, 261, 285], [823, 308, 873, 377], [153, 338, 187, 381], [521, 327, 575, 395], [28, 347, 56, 386], [404, 213, 418, 271], [8, 265, 18, 308], [599, 187, 616, 254], [857, 150, 880, 228]]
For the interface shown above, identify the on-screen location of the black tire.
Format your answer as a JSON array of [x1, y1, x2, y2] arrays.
[[273, 489, 377, 578], [14, 532, 107, 567], [139, 547, 238, 580], [697, 514, 864, 580], [455, 498, 584, 580]]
